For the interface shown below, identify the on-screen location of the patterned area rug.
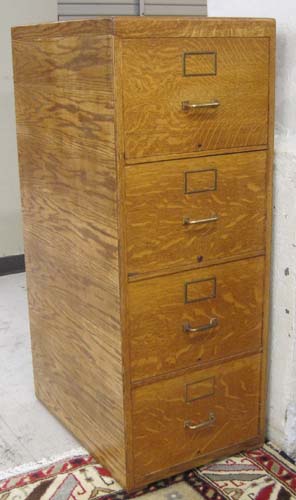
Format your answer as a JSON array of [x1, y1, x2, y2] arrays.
[[0, 443, 295, 499]]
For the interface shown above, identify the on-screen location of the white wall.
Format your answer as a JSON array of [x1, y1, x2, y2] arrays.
[[208, 0, 296, 456], [0, 1, 57, 258]]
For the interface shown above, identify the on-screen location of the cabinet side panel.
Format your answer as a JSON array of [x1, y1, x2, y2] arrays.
[[12, 33, 126, 483]]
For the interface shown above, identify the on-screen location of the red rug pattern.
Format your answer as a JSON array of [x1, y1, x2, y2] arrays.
[[0, 443, 295, 499]]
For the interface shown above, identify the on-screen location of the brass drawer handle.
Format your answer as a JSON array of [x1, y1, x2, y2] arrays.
[[183, 317, 218, 334], [183, 215, 218, 226], [182, 100, 220, 111], [184, 412, 216, 431]]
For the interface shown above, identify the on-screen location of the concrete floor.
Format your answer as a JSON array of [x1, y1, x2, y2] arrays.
[[0, 272, 86, 477]]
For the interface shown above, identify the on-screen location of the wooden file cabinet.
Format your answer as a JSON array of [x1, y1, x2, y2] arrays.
[[12, 17, 275, 490]]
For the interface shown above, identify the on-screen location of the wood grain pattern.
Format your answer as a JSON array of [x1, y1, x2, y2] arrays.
[[12, 33, 128, 486], [115, 17, 275, 38], [122, 37, 269, 159], [11, 18, 113, 41], [113, 35, 136, 490], [132, 353, 261, 481], [128, 257, 264, 381], [126, 151, 267, 275], [11, 17, 276, 42], [11, 16, 275, 491], [259, 31, 276, 438]]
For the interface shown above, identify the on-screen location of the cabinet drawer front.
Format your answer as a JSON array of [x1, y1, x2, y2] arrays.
[[132, 354, 261, 480], [128, 257, 264, 381], [122, 38, 269, 160], [126, 151, 266, 275]]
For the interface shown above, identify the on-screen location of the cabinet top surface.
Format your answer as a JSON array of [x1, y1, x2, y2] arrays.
[[11, 16, 275, 41]]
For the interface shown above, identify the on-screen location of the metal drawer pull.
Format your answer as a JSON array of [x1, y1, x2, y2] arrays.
[[182, 100, 220, 111], [183, 215, 218, 226], [183, 317, 218, 334], [184, 412, 216, 431]]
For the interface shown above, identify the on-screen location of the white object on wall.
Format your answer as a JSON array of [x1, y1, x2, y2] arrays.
[[0, 0, 57, 258], [57, 0, 207, 20], [208, 0, 296, 457]]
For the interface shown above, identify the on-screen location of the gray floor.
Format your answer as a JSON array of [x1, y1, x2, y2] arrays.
[[0, 273, 86, 476]]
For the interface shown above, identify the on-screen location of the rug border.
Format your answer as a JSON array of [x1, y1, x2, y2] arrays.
[[0, 442, 295, 500]]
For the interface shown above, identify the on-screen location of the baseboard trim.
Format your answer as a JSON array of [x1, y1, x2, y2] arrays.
[[0, 254, 25, 276]]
